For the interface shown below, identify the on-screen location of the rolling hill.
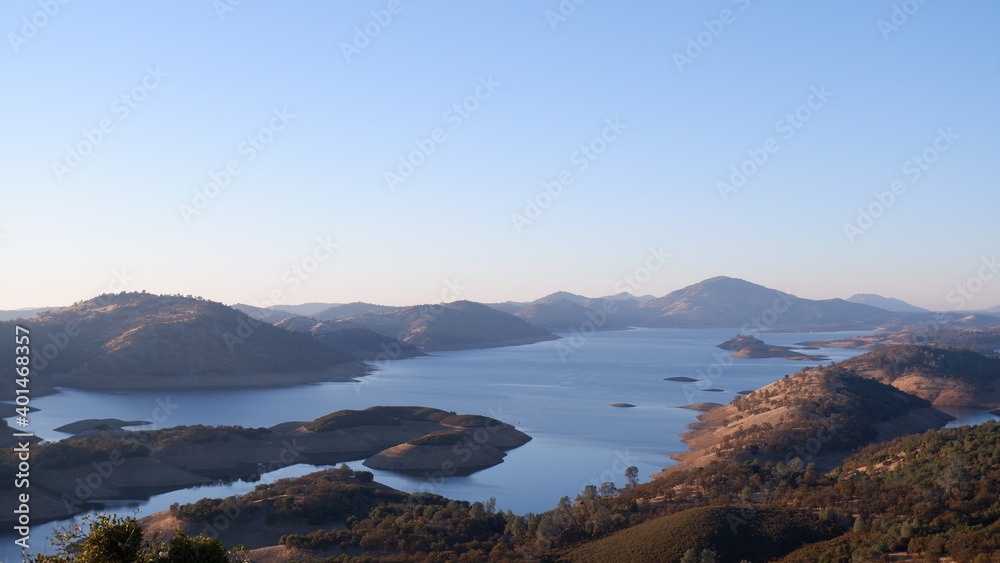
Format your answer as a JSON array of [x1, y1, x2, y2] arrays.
[[562, 506, 840, 563], [0, 307, 57, 321], [638, 276, 897, 329], [660, 361, 953, 475], [0, 292, 355, 390], [310, 327, 423, 360], [311, 302, 399, 321], [323, 300, 558, 351], [230, 303, 297, 324], [838, 345, 1000, 407], [847, 293, 928, 313]]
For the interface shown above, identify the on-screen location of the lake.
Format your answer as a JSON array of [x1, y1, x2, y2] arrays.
[[6, 327, 988, 559]]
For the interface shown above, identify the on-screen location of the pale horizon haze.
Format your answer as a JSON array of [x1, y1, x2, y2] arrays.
[[2, 1, 999, 312]]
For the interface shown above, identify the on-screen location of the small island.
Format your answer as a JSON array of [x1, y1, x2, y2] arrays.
[[610, 403, 636, 408], [717, 335, 829, 361]]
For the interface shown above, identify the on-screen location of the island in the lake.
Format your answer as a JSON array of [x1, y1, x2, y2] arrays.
[[717, 334, 829, 361]]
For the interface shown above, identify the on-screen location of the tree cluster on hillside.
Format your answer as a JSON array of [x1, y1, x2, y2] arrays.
[[27, 422, 1000, 561], [27, 514, 245, 563]]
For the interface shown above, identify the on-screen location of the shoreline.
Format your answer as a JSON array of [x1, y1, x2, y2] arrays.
[[42, 362, 371, 391]]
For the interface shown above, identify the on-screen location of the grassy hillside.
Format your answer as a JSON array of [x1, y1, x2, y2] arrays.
[[561, 506, 841, 563], [303, 406, 509, 432], [329, 300, 558, 351], [0, 292, 352, 381], [27, 421, 1000, 561], [311, 327, 423, 360], [637, 276, 895, 329], [839, 345, 1000, 406], [668, 365, 943, 473]]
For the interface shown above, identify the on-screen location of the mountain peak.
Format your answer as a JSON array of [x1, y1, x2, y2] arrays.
[[639, 277, 892, 329], [847, 293, 928, 313], [535, 291, 589, 304]]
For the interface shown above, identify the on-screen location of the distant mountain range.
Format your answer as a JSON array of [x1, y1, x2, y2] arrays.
[[847, 293, 928, 313], [5, 279, 999, 393], [302, 300, 558, 351], [0, 306, 56, 321], [635, 276, 896, 329]]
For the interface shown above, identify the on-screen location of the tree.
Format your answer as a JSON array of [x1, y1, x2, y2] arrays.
[[165, 531, 230, 563], [29, 514, 245, 563], [625, 466, 639, 489], [598, 481, 617, 497], [853, 515, 866, 533], [34, 514, 147, 563], [680, 548, 700, 563], [819, 506, 837, 522], [469, 501, 486, 519]]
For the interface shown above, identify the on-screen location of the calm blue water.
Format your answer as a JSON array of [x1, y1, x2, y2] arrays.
[[6, 327, 973, 560]]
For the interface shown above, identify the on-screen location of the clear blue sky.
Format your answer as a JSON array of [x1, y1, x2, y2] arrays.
[[2, 0, 998, 311]]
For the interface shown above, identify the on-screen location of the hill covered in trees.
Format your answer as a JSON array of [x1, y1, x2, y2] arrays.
[[660, 364, 952, 475], [25, 419, 1000, 561], [838, 344, 1000, 407]]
